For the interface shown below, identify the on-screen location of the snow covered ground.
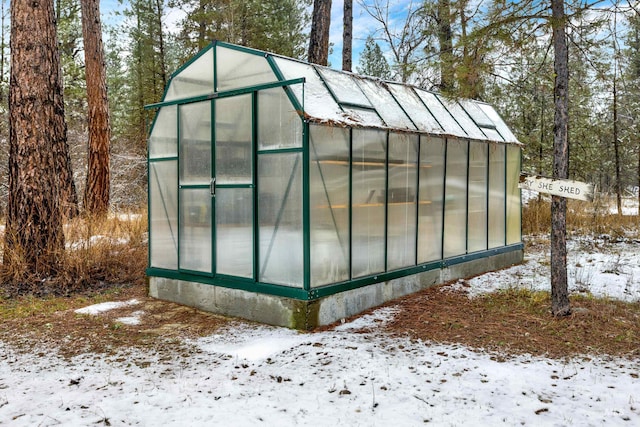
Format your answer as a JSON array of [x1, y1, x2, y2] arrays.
[[1, 237, 640, 426]]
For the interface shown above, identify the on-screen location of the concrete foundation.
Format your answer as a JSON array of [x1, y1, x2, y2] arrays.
[[149, 249, 523, 329]]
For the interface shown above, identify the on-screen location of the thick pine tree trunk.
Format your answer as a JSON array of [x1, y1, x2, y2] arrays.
[[550, 0, 571, 317], [342, 0, 352, 71], [437, 0, 454, 91], [5, 0, 66, 279], [308, 0, 331, 65], [81, 0, 111, 216]]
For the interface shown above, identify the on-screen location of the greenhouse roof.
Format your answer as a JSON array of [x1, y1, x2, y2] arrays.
[[152, 41, 519, 144]]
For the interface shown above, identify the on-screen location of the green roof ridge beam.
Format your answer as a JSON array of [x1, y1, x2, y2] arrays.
[[145, 78, 306, 110], [266, 55, 305, 115]]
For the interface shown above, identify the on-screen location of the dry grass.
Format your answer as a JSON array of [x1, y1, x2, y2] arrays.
[[378, 285, 640, 360], [0, 211, 148, 298], [523, 196, 640, 239]]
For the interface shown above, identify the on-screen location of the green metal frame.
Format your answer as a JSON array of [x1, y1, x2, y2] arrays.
[[146, 41, 524, 302], [145, 78, 306, 110], [148, 242, 523, 301]]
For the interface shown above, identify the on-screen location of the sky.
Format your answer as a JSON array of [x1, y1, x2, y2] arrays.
[[100, 0, 397, 72], [1, 224, 640, 426]]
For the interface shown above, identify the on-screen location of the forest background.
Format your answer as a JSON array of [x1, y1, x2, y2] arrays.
[[0, 0, 638, 216]]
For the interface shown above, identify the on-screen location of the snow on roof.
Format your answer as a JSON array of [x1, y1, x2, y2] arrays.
[[159, 42, 520, 144]]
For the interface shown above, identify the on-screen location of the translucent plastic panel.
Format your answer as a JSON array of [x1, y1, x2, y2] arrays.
[[488, 144, 506, 248], [272, 57, 343, 122], [387, 133, 418, 270], [387, 84, 443, 133], [459, 99, 495, 129], [216, 46, 277, 92], [179, 102, 211, 185], [179, 189, 212, 273], [443, 139, 468, 258], [258, 87, 302, 150], [149, 161, 178, 269], [317, 68, 372, 107], [310, 126, 350, 286], [418, 136, 445, 263], [352, 129, 387, 278], [258, 153, 303, 286], [215, 95, 252, 184], [480, 127, 505, 142], [164, 48, 214, 101], [478, 103, 519, 143], [149, 106, 177, 159], [437, 96, 487, 140], [415, 90, 466, 136], [506, 146, 522, 245], [467, 142, 488, 253], [343, 107, 385, 127], [216, 188, 253, 278], [357, 79, 415, 130]]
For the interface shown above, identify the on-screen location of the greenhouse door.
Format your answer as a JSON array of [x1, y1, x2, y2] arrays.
[[212, 94, 254, 279], [177, 95, 254, 279]]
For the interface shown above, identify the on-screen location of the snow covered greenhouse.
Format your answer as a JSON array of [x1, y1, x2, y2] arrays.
[[146, 41, 523, 329]]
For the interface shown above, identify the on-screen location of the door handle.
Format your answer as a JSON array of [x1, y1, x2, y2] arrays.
[[210, 177, 216, 197]]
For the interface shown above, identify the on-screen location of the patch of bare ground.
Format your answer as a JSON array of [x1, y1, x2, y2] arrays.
[[1, 280, 639, 361], [0, 284, 235, 359], [376, 283, 640, 360]]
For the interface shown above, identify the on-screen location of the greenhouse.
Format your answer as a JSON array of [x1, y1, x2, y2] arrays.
[[146, 41, 523, 329]]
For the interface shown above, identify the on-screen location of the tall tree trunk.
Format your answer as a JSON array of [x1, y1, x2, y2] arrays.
[[135, 8, 145, 146], [5, 0, 65, 279], [436, 0, 454, 91], [81, 0, 111, 216], [52, 0, 79, 219], [342, 0, 352, 71], [308, 0, 331, 65], [154, 0, 167, 89], [613, 68, 622, 215], [612, 11, 622, 216], [0, 0, 6, 102], [550, 0, 571, 317], [198, 0, 207, 50]]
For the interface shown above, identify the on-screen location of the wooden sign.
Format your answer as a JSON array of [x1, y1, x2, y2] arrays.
[[519, 175, 595, 202]]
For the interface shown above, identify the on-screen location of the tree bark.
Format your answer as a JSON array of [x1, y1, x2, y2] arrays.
[[342, 0, 352, 71], [308, 0, 331, 65], [53, 1, 79, 219], [436, 0, 454, 91], [81, 0, 111, 216], [5, 0, 66, 278], [550, 0, 571, 317]]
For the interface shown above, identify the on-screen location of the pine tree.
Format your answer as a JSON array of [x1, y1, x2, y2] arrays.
[[5, 0, 67, 281], [172, 0, 310, 61], [308, 0, 331, 65], [81, 0, 111, 216], [343, 0, 353, 71], [356, 36, 392, 79], [550, 0, 571, 317], [121, 0, 169, 147]]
